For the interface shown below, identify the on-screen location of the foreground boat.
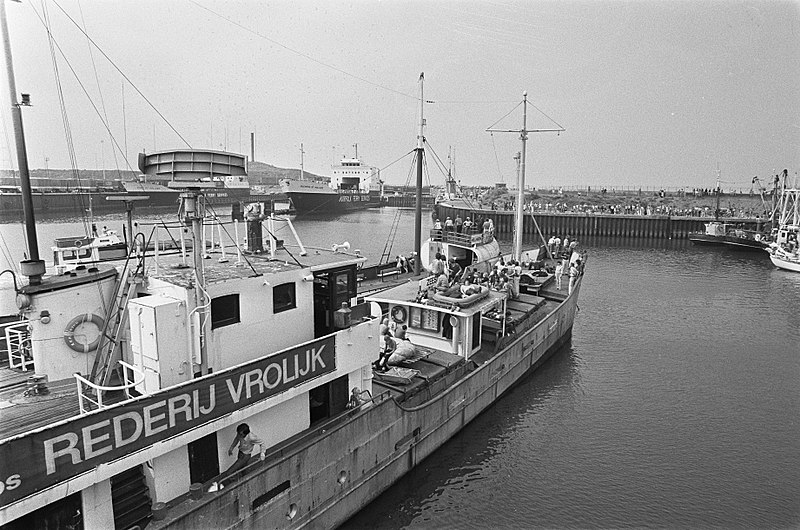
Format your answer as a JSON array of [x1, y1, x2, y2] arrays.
[[0, 20, 583, 525]]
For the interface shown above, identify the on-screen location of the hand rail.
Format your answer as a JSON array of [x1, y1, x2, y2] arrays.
[[75, 360, 146, 414]]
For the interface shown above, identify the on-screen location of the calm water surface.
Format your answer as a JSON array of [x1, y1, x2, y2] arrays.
[[1, 209, 798, 528]]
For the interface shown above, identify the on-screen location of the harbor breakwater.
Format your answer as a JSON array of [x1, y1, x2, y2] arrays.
[[433, 203, 768, 239]]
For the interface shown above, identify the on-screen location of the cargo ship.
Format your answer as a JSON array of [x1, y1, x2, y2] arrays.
[[280, 153, 384, 215]]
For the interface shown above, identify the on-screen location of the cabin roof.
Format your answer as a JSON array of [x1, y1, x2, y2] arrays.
[[148, 245, 366, 288]]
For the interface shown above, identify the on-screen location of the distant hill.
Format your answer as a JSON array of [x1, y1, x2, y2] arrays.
[[247, 161, 327, 185]]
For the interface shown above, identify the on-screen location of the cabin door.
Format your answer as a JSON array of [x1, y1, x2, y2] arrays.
[[188, 432, 220, 484], [312, 266, 357, 338], [309, 374, 350, 425]]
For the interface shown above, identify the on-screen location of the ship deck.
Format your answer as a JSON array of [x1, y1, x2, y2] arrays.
[[371, 290, 557, 407]]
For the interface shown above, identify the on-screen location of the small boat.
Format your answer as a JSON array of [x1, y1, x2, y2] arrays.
[[765, 181, 800, 272], [688, 221, 769, 250], [688, 167, 771, 250]]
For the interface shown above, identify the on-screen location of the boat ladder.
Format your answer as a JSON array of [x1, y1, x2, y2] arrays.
[[378, 208, 403, 265], [87, 252, 146, 392]]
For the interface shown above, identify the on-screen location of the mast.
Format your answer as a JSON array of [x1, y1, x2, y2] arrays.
[[1, 1, 45, 285], [300, 143, 305, 181], [714, 164, 721, 221], [486, 92, 563, 261], [514, 93, 528, 261], [413, 73, 424, 276]]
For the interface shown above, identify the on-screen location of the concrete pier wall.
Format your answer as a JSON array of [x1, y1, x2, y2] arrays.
[[432, 204, 766, 240]]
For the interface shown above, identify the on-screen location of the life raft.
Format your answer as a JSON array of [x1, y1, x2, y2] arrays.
[[63, 313, 105, 353]]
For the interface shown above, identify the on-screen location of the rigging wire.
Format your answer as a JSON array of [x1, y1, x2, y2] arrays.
[[490, 132, 505, 182], [47, 0, 192, 149], [77, 0, 122, 179], [27, 2, 140, 175], [188, 0, 417, 101], [40, 0, 91, 236]]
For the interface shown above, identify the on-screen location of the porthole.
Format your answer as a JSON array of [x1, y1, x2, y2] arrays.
[[287, 503, 298, 520], [337, 471, 348, 484]]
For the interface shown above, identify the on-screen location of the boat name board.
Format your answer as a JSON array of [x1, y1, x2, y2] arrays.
[[338, 195, 372, 202], [0, 335, 336, 509]]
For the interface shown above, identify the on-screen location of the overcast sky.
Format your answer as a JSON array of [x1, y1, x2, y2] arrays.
[[1, 0, 798, 190]]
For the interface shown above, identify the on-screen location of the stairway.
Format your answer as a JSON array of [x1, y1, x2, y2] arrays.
[[89, 253, 145, 389], [111, 465, 152, 530]]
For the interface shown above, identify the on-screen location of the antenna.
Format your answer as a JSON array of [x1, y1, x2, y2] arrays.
[[486, 92, 564, 261]]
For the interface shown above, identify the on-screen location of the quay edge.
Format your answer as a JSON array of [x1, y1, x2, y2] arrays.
[[433, 202, 768, 240]]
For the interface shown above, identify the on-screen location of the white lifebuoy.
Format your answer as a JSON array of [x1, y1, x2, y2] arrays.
[[63, 313, 105, 353]]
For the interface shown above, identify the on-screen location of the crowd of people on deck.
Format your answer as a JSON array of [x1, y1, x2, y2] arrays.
[[432, 215, 494, 239]]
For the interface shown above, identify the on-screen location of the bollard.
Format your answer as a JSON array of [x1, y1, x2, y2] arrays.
[[190, 483, 203, 500], [152, 502, 167, 521]]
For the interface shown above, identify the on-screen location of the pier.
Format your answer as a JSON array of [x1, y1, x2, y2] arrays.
[[433, 203, 768, 240]]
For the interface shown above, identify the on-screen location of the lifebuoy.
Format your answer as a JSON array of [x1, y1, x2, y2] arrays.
[[74, 240, 83, 248], [391, 305, 407, 323], [63, 313, 105, 353]]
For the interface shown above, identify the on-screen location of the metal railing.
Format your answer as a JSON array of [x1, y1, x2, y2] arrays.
[[5, 321, 33, 371], [75, 360, 146, 414]]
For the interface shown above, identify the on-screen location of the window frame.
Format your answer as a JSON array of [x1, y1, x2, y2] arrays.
[[273, 282, 297, 314]]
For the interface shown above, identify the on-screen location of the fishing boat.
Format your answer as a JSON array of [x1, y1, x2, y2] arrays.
[[0, 6, 584, 524], [280, 149, 384, 215], [688, 168, 771, 250], [765, 181, 800, 272]]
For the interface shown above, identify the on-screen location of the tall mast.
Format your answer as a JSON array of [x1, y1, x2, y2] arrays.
[[1, 1, 45, 285], [486, 92, 563, 261], [300, 143, 305, 181], [514, 92, 528, 261], [413, 73, 424, 275], [714, 164, 721, 221]]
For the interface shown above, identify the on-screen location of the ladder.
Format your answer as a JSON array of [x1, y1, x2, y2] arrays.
[[378, 209, 403, 265], [88, 252, 146, 389]]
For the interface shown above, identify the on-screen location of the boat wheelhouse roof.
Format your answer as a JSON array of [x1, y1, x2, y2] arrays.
[[147, 245, 365, 288]]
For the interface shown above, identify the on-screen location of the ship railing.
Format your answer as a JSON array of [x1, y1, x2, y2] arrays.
[[4, 321, 33, 371], [203, 391, 391, 492], [75, 360, 146, 414], [429, 229, 486, 246]]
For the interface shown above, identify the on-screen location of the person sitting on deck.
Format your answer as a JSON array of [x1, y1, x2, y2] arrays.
[[434, 272, 450, 292], [433, 218, 442, 230], [448, 258, 463, 282], [460, 279, 481, 297], [386, 326, 417, 366], [373, 328, 397, 371]]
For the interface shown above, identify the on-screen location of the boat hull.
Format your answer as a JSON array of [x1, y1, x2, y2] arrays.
[[0, 190, 284, 217], [152, 280, 582, 529], [688, 233, 767, 251], [768, 252, 800, 272], [285, 190, 383, 215]]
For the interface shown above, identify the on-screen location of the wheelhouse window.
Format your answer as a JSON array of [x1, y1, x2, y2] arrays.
[[273, 282, 297, 313], [211, 294, 240, 329]]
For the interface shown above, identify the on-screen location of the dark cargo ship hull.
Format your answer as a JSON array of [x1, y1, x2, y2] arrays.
[[285, 191, 383, 215]]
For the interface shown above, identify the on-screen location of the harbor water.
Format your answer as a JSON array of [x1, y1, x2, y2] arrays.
[[1, 208, 798, 528]]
